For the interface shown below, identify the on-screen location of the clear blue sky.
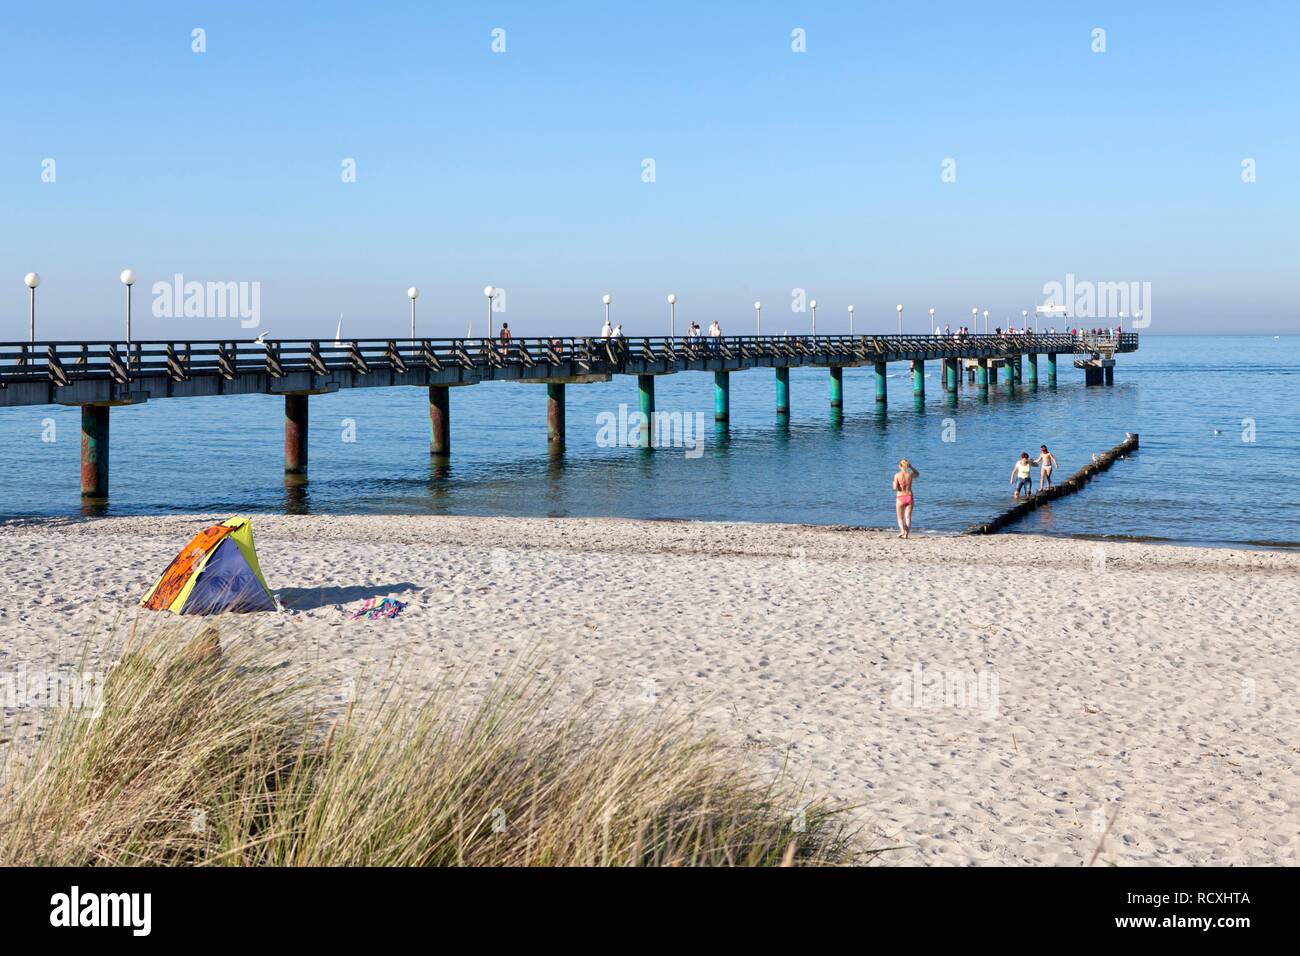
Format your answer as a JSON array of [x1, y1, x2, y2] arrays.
[[3, 1, 1296, 339]]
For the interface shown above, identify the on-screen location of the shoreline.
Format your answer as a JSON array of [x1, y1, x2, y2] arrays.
[[3, 512, 1297, 865], [5, 510, 1300, 554]]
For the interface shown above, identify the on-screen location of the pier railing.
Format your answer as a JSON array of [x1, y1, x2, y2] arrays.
[[0, 332, 1138, 389]]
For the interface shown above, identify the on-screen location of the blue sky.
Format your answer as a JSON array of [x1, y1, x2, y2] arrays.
[[3, 1, 1296, 339]]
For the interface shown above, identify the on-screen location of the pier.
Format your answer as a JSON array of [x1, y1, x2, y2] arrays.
[[0, 332, 1137, 501]]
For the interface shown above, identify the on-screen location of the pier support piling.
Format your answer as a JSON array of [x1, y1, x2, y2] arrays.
[[775, 367, 790, 417], [284, 393, 309, 475], [79, 405, 110, 499], [873, 361, 887, 404], [1105, 365, 1115, 386], [1047, 353, 1058, 387], [1026, 354, 1038, 387], [714, 370, 730, 422], [975, 358, 989, 390], [943, 357, 959, 393], [637, 374, 655, 447], [428, 385, 450, 456], [547, 382, 566, 450], [829, 366, 843, 409], [912, 360, 925, 398], [988, 362, 998, 385]]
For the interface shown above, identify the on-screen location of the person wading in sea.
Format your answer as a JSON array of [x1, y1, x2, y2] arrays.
[[893, 459, 919, 539], [1034, 444, 1058, 491], [1010, 451, 1034, 499]]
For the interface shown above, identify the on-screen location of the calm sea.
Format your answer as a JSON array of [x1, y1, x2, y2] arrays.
[[1, 335, 1296, 549]]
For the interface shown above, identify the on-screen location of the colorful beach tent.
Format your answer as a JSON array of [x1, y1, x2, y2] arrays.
[[141, 517, 276, 614]]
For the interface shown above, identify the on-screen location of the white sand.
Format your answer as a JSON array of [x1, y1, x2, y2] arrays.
[[2, 513, 1297, 866]]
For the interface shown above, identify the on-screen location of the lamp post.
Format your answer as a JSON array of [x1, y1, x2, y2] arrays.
[[1021, 308, 1029, 334], [667, 293, 677, 336], [120, 269, 136, 343], [929, 307, 935, 335], [896, 303, 903, 335], [971, 307, 978, 336], [809, 299, 817, 335], [408, 286, 420, 340], [602, 293, 611, 331], [754, 301, 762, 334], [983, 309, 990, 334], [24, 272, 40, 342], [483, 285, 497, 337], [847, 304, 854, 335]]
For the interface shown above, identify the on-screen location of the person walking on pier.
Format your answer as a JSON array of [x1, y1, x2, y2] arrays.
[[893, 459, 919, 539], [1010, 452, 1034, 499], [601, 316, 613, 339], [1034, 444, 1057, 491], [499, 322, 512, 357]]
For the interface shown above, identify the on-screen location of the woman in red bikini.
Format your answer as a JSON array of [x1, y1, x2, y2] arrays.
[[893, 458, 919, 539]]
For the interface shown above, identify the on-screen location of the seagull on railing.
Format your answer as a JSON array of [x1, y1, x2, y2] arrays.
[[254, 331, 271, 344]]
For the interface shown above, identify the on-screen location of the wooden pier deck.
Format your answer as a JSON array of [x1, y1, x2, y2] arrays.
[[0, 332, 1138, 501]]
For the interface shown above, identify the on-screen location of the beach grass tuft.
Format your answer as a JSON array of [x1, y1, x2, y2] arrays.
[[0, 624, 859, 866]]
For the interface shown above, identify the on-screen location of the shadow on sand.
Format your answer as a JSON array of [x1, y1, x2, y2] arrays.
[[276, 583, 422, 611]]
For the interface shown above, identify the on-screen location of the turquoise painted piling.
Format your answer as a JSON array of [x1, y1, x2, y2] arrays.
[[1047, 352, 1058, 387], [975, 358, 989, 389], [988, 362, 998, 385], [80, 405, 110, 499], [1026, 353, 1038, 386], [912, 360, 925, 397], [637, 374, 655, 448], [944, 357, 959, 392], [775, 367, 790, 416], [829, 366, 843, 409], [873, 361, 887, 403], [714, 370, 730, 422]]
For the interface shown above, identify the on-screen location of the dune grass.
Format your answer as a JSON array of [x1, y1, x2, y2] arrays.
[[0, 624, 859, 866]]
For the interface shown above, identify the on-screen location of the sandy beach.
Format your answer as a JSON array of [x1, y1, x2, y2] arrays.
[[2, 513, 1297, 866]]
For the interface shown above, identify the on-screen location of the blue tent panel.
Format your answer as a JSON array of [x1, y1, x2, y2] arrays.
[[181, 538, 276, 614]]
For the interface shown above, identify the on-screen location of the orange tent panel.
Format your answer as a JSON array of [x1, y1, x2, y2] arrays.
[[141, 524, 232, 611]]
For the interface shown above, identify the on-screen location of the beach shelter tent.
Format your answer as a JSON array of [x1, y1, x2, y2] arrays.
[[141, 517, 276, 614]]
